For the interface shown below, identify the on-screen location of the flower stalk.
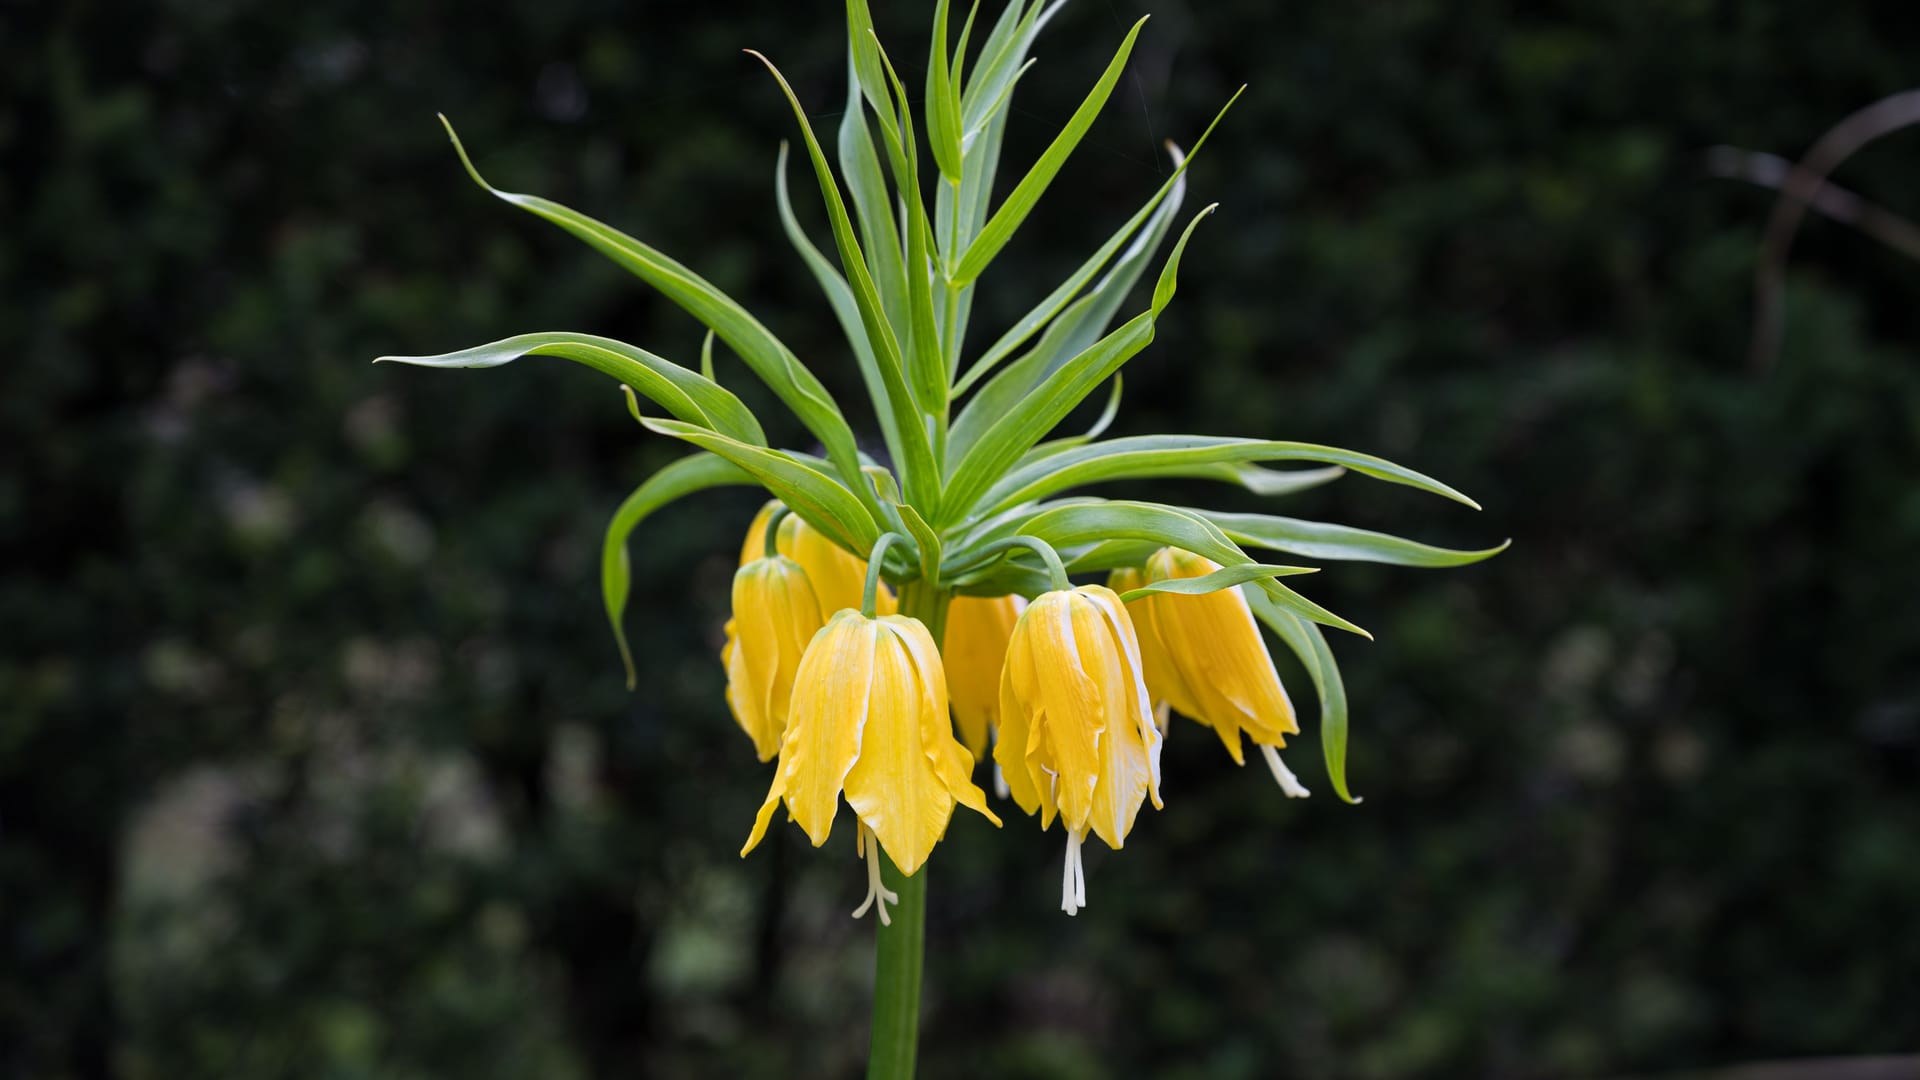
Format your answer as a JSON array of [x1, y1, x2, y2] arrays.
[[866, 579, 946, 1080]]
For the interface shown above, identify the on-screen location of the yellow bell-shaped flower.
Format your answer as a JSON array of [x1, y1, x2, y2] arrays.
[[741, 608, 1000, 923], [940, 594, 1025, 761], [1121, 548, 1310, 799], [723, 553, 824, 762], [995, 584, 1162, 915], [739, 501, 892, 615]]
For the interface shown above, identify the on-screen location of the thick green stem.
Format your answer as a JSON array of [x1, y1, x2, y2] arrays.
[[866, 579, 949, 1080]]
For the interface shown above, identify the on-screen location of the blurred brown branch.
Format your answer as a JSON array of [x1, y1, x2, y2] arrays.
[[1708, 146, 1920, 261], [1735, 89, 1920, 371]]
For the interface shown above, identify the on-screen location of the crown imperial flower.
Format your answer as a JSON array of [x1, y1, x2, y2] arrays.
[[741, 606, 1000, 923], [1120, 548, 1310, 797], [723, 547, 824, 762], [995, 583, 1162, 915]]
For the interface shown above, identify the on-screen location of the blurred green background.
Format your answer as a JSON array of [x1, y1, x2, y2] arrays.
[[5, 0, 1918, 1077]]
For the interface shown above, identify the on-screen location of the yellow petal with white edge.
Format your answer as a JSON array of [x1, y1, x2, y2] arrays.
[[886, 616, 1001, 831], [842, 623, 951, 876], [1082, 585, 1164, 818], [741, 610, 874, 855], [1024, 591, 1105, 835]]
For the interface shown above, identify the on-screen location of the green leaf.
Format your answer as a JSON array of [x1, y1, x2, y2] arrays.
[[957, 90, 1243, 396], [1116, 561, 1319, 601], [1203, 511, 1511, 567], [1205, 462, 1347, 497], [434, 116, 866, 494], [1025, 373, 1121, 457], [974, 435, 1482, 518], [699, 330, 717, 382], [950, 15, 1148, 285], [959, 0, 1058, 131], [949, 0, 983, 91], [837, 57, 910, 344], [601, 454, 756, 689], [1246, 589, 1358, 803], [925, 0, 965, 182], [377, 331, 764, 446], [941, 206, 1215, 523], [634, 412, 881, 555], [897, 502, 944, 585], [773, 143, 907, 472], [1011, 499, 1371, 637], [747, 54, 940, 508], [865, 35, 950, 415], [843, 0, 899, 142]]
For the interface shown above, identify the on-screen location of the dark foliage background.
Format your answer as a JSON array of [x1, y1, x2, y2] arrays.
[[5, 1, 1918, 1077]]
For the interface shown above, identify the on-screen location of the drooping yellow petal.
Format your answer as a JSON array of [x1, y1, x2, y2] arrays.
[[1144, 548, 1299, 759], [839, 629, 950, 875], [742, 610, 875, 855], [1081, 586, 1164, 841], [726, 555, 824, 761], [1022, 592, 1106, 832], [994, 620, 1043, 817], [888, 616, 1001, 831], [1111, 565, 1203, 725], [942, 594, 1024, 759]]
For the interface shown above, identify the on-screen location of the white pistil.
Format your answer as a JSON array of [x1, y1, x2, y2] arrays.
[[1060, 831, 1088, 916], [851, 823, 899, 926], [1260, 744, 1311, 798]]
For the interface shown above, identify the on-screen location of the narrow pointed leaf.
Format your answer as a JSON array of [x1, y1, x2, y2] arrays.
[[1117, 562, 1319, 601], [749, 53, 940, 508], [974, 435, 1481, 518], [838, 58, 911, 342], [434, 116, 865, 492], [926, 0, 965, 182], [1011, 499, 1371, 637], [867, 35, 950, 414], [959, 90, 1243, 395], [941, 206, 1215, 523], [602, 454, 755, 688], [635, 412, 881, 554], [378, 332, 764, 446], [951, 15, 1148, 285], [1202, 511, 1511, 567], [774, 143, 907, 470]]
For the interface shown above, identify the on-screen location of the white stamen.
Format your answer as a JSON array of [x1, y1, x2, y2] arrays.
[[1060, 831, 1087, 916], [851, 823, 900, 925], [1154, 700, 1171, 738], [1260, 744, 1311, 798]]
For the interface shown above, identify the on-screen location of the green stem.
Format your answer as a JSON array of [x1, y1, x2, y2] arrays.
[[763, 506, 792, 559], [866, 579, 949, 1080]]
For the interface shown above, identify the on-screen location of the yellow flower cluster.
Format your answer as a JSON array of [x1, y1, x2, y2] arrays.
[[728, 503, 1313, 918]]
